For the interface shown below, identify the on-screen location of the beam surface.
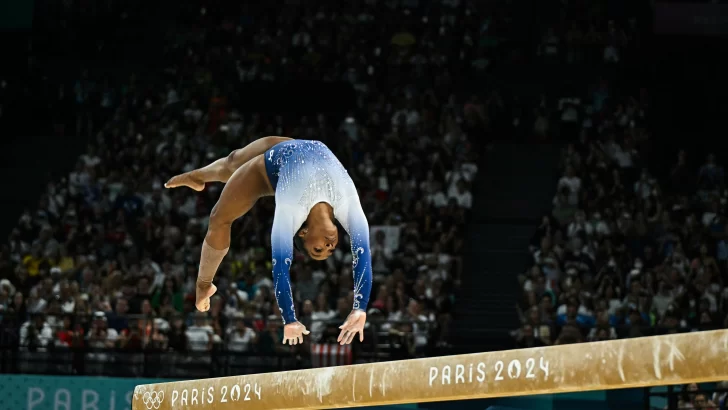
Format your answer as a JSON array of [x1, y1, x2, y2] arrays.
[[133, 329, 728, 410]]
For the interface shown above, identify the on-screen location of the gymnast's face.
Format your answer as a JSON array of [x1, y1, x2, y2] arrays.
[[298, 224, 338, 260]]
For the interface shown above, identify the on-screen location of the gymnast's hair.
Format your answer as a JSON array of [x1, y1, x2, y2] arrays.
[[293, 223, 310, 258]]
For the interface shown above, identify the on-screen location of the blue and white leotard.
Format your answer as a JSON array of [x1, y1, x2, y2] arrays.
[[263, 139, 372, 324]]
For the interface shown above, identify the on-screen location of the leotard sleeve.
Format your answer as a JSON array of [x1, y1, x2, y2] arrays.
[[271, 204, 298, 324], [336, 197, 373, 312]]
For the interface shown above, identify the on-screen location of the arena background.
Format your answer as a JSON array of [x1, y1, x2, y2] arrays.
[[2, 0, 728, 409]]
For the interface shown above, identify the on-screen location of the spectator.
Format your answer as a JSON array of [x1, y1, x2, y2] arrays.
[[295, 267, 318, 304], [556, 300, 594, 329], [185, 312, 215, 352], [119, 319, 144, 350], [19, 313, 54, 351], [370, 230, 394, 277], [86, 311, 118, 349], [6, 289, 28, 322], [257, 317, 284, 355], [558, 166, 582, 206], [586, 310, 617, 342], [405, 299, 432, 355], [515, 324, 547, 348], [712, 381, 728, 410], [167, 316, 189, 352], [555, 324, 583, 345], [693, 393, 718, 410], [107, 297, 129, 333], [388, 321, 416, 360], [226, 316, 258, 353], [56, 314, 84, 348], [652, 281, 675, 318], [151, 277, 184, 313], [449, 180, 473, 210], [698, 154, 724, 194], [310, 293, 335, 342]]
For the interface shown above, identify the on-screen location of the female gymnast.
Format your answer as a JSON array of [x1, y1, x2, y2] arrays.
[[165, 137, 372, 346]]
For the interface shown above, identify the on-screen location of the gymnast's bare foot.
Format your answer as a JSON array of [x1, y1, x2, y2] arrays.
[[165, 172, 205, 191]]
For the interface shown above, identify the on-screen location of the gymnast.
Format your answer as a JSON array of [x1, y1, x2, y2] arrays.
[[165, 137, 372, 346]]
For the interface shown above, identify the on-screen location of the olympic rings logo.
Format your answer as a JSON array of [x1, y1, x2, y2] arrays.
[[142, 391, 165, 410]]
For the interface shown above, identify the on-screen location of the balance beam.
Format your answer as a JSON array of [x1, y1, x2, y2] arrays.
[[133, 329, 728, 410]]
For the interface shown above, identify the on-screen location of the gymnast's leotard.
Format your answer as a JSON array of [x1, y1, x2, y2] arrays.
[[263, 139, 372, 324]]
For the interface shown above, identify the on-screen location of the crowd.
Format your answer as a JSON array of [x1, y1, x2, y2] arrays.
[[0, 0, 488, 373], [522, 116, 728, 342], [673, 383, 728, 410], [514, 12, 728, 409], [513, 9, 728, 405], [520, 143, 728, 408]]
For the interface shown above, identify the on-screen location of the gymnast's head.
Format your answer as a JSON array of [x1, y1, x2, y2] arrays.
[[294, 203, 339, 260]]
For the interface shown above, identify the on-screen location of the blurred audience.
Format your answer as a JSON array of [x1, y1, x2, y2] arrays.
[[0, 0, 484, 368], [518, 79, 728, 347]]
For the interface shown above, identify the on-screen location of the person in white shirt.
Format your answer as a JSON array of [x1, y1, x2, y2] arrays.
[[80, 146, 101, 168], [183, 100, 203, 124], [19, 314, 54, 351], [371, 230, 393, 276], [310, 293, 336, 342], [166, 84, 179, 106], [634, 169, 654, 200], [86, 312, 119, 363], [86, 312, 119, 348], [226, 319, 257, 352], [712, 381, 728, 409], [185, 313, 215, 352], [426, 181, 449, 208], [567, 211, 593, 238], [406, 299, 432, 354], [445, 162, 476, 197], [390, 102, 420, 130], [449, 180, 472, 209], [557, 166, 581, 205]]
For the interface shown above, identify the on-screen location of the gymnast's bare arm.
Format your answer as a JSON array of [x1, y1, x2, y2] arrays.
[[164, 136, 291, 190]]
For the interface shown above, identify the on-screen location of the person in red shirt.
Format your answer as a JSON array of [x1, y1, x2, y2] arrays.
[[57, 315, 84, 347]]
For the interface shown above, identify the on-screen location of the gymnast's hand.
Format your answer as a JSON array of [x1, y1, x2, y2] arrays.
[[165, 171, 205, 191], [282, 322, 310, 346], [195, 281, 217, 312], [338, 309, 367, 345]]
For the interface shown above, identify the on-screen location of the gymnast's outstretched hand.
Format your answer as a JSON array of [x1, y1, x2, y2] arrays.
[[165, 171, 205, 191], [282, 322, 310, 346], [338, 309, 367, 345]]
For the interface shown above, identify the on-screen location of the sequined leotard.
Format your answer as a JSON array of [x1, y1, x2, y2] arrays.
[[263, 139, 372, 324]]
